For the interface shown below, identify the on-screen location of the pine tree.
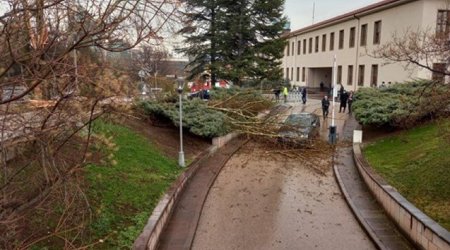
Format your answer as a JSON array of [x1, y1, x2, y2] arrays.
[[250, 0, 287, 82], [178, 0, 227, 85], [179, 0, 286, 85]]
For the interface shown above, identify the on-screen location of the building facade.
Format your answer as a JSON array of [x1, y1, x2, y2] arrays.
[[282, 0, 449, 90]]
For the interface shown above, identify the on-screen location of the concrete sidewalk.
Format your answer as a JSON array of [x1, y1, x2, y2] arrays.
[[334, 116, 414, 250]]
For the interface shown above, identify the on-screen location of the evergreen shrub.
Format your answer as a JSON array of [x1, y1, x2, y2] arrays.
[[353, 80, 450, 128]]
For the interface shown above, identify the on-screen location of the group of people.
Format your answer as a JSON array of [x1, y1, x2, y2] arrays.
[[273, 86, 307, 104], [321, 86, 354, 120], [274, 84, 355, 120]]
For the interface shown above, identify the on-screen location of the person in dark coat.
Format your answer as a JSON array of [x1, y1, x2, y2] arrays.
[[339, 90, 349, 113], [273, 88, 281, 102], [338, 85, 345, 99], [322, 95, 330, 120], [347, 91, 354, 114], [301, 87, 307, 104]]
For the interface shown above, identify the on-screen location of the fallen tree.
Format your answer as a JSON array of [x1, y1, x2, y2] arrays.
[[139, 88, 277, 139]]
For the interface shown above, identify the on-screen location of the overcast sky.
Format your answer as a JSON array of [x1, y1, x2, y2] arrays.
[[284, 0, 380, 30]]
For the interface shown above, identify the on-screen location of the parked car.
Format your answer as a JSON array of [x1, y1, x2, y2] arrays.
[[278, 113, 320, 144]]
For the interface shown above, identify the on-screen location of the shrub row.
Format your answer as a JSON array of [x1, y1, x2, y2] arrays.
[[140, 99, 230, 138], [353, 80, 450, 128]]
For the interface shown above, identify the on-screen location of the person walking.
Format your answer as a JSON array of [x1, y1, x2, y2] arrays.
[[347, 91, 354, 114], [322, 95, 330, 120], [339, 90, 349, 113], [301, 87, 307, 104], [273, 88, 281, 102], [283, 86, 288, 103]]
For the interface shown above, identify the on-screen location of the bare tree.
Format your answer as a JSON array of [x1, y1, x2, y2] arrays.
[[0, 0, 180, 248], [363, 27, 450, 129], [372, 28, 450, 82]]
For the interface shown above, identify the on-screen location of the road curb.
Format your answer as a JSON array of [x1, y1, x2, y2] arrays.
[[133, 133, 243, 250], [332, 116, 385, 249], [333, 162, 386, 250], [189, 138, 249, 247]]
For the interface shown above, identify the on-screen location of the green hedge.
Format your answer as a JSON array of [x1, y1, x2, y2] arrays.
[[353, 80, 450, 127], [140, 100, 230, 138]]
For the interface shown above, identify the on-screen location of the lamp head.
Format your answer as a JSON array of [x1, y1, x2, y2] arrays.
[[176, 77, 184, 94]]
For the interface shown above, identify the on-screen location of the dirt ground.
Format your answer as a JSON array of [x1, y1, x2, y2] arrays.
[[192, 100, 375, 250], [120, 116, 211, 161]]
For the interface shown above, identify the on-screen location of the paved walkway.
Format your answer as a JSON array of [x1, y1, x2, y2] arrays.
[[192, 100, 375, 250], [334, 116, 415, 250], [157, 138, 247, 250]]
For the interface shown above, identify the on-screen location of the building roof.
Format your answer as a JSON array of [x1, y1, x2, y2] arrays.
[[287, 0, 417, 38]]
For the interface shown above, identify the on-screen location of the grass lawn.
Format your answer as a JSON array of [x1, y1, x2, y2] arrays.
[[363, 120, 450, 231], [86, 120, 181, 248]]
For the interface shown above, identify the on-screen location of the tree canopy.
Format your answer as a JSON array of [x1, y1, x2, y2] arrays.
[[178, 0, 287, 85]]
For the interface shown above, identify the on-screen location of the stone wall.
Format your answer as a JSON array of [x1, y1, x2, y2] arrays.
[[133, 132, 240, 250], [353, 143, 450, 250]]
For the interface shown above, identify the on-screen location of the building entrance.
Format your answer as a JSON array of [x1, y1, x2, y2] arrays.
[[307, 67, 332, 90]]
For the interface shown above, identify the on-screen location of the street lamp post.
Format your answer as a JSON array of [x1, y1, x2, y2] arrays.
[[329, 55, 337, 145], [177, 77, 185, 167]]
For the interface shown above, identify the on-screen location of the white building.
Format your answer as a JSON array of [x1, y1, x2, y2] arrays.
[[282, 0, 449, 90]]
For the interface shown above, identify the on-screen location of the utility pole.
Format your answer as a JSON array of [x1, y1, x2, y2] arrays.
[[312, 2, 316, 24]]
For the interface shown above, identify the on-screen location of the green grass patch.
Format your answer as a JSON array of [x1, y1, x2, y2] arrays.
[[86, 120, 180, 249], [363, 120, 450, 230]]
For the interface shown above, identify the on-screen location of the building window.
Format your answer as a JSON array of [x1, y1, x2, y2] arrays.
[[337, 66, 342, 84], [348, 65, 354, 86], [339, 29, 344, 49], [296, 67, 300, 81], [291, 42, 295, 55], [322, 34, 326, 52], [436, 10, 450, 37], [315, 36, 319, 53], [330, 32, 335, 51], [309, 38, 313, 53], [358, 65, 365, 86], [371, 64, 379, 87], [350, 27, 356, 48], [286, 68, 289, 79], [291, 67, 293, 80], [432, 63, 446, 82], [374, 20, 382, 44], [286, 43, 290, 56], [303, 39, 307, 54], [360, 24, 368, 46], [302, 67, 306, 82], [297, 41, 301, 55]]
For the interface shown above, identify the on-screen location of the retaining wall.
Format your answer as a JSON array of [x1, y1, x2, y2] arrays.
[[133, 132, 239, 250], [353, 142, 450, 250]]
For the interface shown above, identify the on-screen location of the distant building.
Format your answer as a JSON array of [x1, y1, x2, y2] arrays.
[[158, 58, 188, 78], [282, 0, 448, 90]]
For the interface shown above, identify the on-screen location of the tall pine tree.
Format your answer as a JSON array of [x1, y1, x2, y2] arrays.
[[178, 0, 226, 85], [179, 0, 286, 85]]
